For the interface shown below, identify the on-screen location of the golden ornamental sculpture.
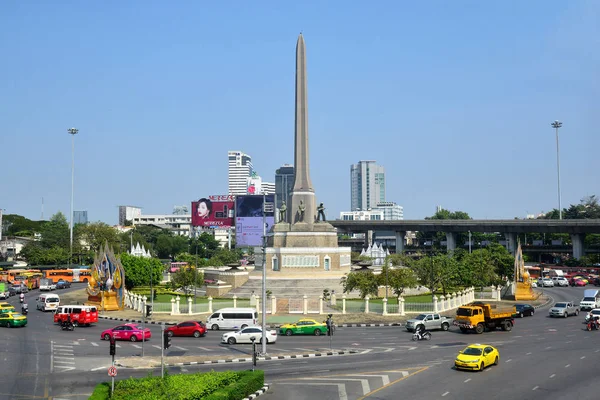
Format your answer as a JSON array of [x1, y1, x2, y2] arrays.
[[85, 242, 125, 311]]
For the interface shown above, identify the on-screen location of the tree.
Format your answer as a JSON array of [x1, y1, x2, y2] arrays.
[[379, 266, 418, 302], [76, 222, 121, 254], [170, 267, 204, 296], [340, 270, 379, 299], [209, 248, 244, 266], [155, 234, 173, 259], [410, 254, 460, 296], [2, 214, 45, 237], [40, 212, 69, 250], [460, 249, 499, 290], [120, 253, 164, 290]]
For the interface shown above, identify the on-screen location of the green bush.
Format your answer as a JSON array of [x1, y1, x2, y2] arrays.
[[88, 382, 110, 400], [108, 370, 261, 400], [203, 370, 264, 400]]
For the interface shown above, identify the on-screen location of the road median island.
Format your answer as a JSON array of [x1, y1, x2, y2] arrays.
[[89, 369, 264, 400], [116, 349, 359, 369]]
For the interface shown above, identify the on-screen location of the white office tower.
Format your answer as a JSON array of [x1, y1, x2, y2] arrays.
[[228, 151, 253, 195], [350, 160, 386, 211]]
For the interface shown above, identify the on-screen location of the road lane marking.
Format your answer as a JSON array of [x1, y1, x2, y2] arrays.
[[175, 346, 188, 351], [360, 350, 373, 354], [566, 341, 572, 343], [565, 364, 570, 368], [532, 386, 539, 391], [152, 345, 162, 350], [90, 366, 111, 371], [595, 350, 600, 353], [505, 359, 512, 363], [299, 378, 370, 395], [91, 342, 99, 347], [352, 375, 390, 385], [197, 347, 213, 351], [545, 346, 552, 350], [464, 378, 471, 383], [550, 374, 555, 378], [526, 352, 532, 355], [442, 392, 449, 397], [281, 383, 347, 400], [132, 344, 141, 349], [50, 341, 54, 373], [581, 356, 586, 359]]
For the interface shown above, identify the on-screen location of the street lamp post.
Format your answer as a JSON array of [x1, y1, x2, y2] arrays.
[[67, 127, 78, 269], [468, 230, 472, 254], [260, 193, 267, 354], [195, 241, 198, 304], [551, 120, 563, 220]]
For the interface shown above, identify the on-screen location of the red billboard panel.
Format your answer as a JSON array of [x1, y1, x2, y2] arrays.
[[191, 195, 235, 227]]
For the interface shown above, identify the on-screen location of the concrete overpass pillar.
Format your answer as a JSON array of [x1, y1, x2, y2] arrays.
[[395, 231, 406, 254], [505, 233, 517, 256], [571, 234, 585, 259], [445, 232, 457, 254]]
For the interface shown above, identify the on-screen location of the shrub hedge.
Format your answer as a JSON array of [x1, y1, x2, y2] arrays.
[[89, 370, 264, 400]]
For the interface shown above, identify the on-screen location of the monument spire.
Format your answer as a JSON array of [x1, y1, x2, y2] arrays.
[[292, 33, 314, 193], [290, 33, 316, 224]]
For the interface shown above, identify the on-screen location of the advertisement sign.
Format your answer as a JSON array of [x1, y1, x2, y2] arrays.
[[235, 195, 275, 247], [191, 195, 235, 227]]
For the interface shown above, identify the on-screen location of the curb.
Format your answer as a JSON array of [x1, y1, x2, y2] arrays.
[[337, 322, 404, 328], [534, 295, 554, 309], [115, 350, 358, 368], [98, 316, 176, 325], [242, 384, 269, 400]]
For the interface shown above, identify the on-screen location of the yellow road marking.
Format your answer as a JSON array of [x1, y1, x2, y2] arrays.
[[357, 366, 429, 400]]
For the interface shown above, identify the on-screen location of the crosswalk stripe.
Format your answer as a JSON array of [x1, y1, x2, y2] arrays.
[[197, 347, 213, 351], [72, 341, 80, 345], [153, 345, 162, 350], [91, 342, 99, 347], [132, 344, 141, 349], [175, 346, 188, 351]]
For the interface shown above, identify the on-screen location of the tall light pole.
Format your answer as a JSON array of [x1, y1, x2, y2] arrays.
[[67, 127, 79, 268], [468, 230, 472, 254], [551, 120, 563, 220], [261, 191, 268, 355]]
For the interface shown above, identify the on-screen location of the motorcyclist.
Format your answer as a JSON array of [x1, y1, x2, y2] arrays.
[[21, 303, 28, 314], [19, 293, 24, 303], [417, 324, 427, 339]]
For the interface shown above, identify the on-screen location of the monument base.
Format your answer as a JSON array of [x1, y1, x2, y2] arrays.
[[264, 246, 352, 273], [86, 291, 124, 311], [514, 282, 537, 301]]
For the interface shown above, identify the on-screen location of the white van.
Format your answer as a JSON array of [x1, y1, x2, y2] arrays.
[[37, 293, 60, 311], [580, 289, 600, 311], [207, 308, 258, 331]]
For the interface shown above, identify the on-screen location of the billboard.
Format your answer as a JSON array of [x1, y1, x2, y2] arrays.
[[191, 195, 235, 227], [235, 195, 275, 247]]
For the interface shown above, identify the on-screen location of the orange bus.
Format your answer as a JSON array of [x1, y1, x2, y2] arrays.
[[13, 271, 42, 290], [45, 269, 91, 283]]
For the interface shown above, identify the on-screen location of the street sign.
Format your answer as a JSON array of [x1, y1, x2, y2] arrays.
[[108, 366, 117, 377]]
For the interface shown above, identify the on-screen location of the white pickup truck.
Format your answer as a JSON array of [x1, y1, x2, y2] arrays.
[[405, 313, 453, 332]]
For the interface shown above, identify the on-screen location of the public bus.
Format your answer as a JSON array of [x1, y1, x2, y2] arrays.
[[169, 262, 188, 273], [45, 268, 91, 283]]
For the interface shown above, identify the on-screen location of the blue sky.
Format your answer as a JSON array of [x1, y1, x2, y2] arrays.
[[1, 1, 598, 224]]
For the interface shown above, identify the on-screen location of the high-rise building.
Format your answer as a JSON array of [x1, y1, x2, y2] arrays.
[[118, 206, 142, 226], [73, 211, 88, 225], [373, 202, 404, 220], [350, 160, 385, 211], [246, 172, 275, 195], [275, 164, 295, 210], [228, 151, 253, 195]]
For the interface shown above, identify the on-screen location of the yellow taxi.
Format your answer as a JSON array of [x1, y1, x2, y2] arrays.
[[455, 344, 499, 371], [279, 319, 327, 336], [0, 302, 16, 314]]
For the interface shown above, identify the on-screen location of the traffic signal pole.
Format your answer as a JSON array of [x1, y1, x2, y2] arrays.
[[161, 323, 164, 378]]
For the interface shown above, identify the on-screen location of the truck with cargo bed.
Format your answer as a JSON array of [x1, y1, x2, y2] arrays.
[[453, 302, 516, 334]]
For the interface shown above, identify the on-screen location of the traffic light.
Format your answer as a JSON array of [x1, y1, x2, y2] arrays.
[[109, 336, 116, 356], [146, 305, 153, 318], [163, 330, 171, 349]]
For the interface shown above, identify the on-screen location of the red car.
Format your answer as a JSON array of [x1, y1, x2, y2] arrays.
[[573, 279, 587, 287], [165, 321, 207, 338], [101, 323, 152, 342]]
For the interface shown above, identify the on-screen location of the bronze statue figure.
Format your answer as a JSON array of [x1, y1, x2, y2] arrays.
[[317, 202, 326, 222], [298, 200, 305, 222], [279, 201, 287, 223]]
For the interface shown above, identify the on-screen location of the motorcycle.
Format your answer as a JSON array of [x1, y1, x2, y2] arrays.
[[412, 330, 432, 341], [587, 318, 600, 331], [19, 296, 24, 304], [60, 320, 75, 331], [21, 304, 28, 315]]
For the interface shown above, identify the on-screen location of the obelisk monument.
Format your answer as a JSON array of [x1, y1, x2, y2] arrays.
[[265, 34, 351, 273], [290, 33, 316, 224]]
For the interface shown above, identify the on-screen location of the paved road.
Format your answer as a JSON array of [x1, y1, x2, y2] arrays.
[[6, 285, 599, 399]]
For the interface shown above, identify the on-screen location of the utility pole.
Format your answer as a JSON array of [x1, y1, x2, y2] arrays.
[[551, 120, 563, 219], [261, 191, 267, 355]]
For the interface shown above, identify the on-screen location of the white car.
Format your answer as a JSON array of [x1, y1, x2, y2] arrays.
[[552, 277, 569, 287], [585, 309, 600, 322], [221, 327, 277, 345], [540, 278, 554, 287]]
